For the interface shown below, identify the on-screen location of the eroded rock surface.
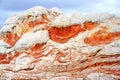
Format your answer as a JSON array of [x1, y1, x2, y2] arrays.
[[0, 6, 120, 80]]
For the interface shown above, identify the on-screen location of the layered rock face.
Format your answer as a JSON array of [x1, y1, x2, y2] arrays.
[[0, 6, 120, 80]]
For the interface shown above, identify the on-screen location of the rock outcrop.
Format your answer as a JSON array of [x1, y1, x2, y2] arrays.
[[0, 6, 120, 80]]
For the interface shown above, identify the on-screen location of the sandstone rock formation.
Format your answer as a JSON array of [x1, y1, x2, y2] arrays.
[[0, 6, 120, 80]]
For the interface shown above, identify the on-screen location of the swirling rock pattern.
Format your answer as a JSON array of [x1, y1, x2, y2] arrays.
[[0, 6, 120, 80]]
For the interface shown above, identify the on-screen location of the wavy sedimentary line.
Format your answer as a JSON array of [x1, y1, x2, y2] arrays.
[[84, 28, 120, 46], [0, 7, 60, 47], [48, 54, 120, 74], [96, 68, 120, 76], [12, 57, 120, 78], [0, 52, 20, 64], [71, 67, 120, 79], [71, 62, 120, 77], [0, 6, 120, 79]]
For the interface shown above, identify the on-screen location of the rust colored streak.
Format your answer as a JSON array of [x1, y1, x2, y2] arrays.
[[62, 61, 120, 73], [42, 14, 50, 22], [0, 60, 11, 64], [28, 20, 42, 28], [29, 20, 48, 27], [0, 52, 20, 64], [84, 22, 98, 30], [49, 54, 120, 73], [55, 52, 66, 63], [30, 43, 45, 58], [0, 54, 7, 60], [49, 25, 84, 43], [28, 20, 49, 28], [112, 32, 120, 39], [72, 67, 120, 78], [97, 68, 120, 76], [28, 14, 50, 28], [32, 52, 43, 58], [31, 43, 44, 51], [7, 52, 20, 61], [75, 54, 120, 69], [14, 52, 20, 58], [5, 33, 20, 46], [84, 28, 120, 46]]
